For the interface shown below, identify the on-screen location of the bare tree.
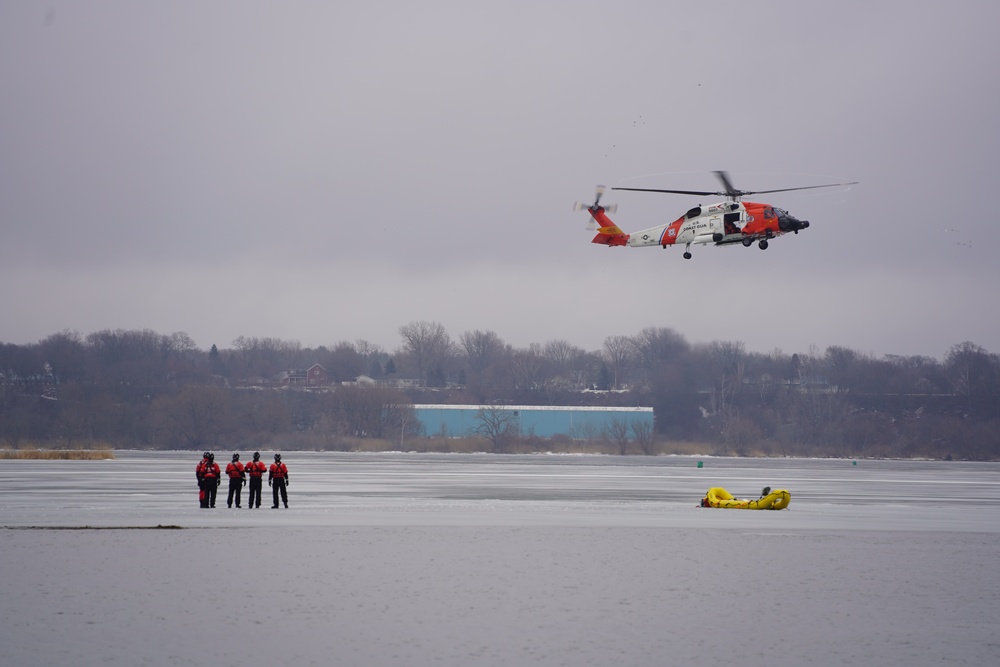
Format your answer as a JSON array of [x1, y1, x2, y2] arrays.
[[946, 341, 996, 412], [709, 340, 746, 414], [460, 330, 509, 374], [542, 339, 579, 373], [633, 327, 689, 367], [631, 419, 655, 455], [718, 409, 761, 457], [541, 339, 592, 390], [509, 346, 546, 392], [460, 329, 510, 399], [384, 402, 420, 449], [354, 339, 384, 358], [165, 332, 198, 358], [399, 321, 453, 386], [471, 405, 520, 453], [603, 335, 633, 390], [324, 341, 366, 382], [334, 387, 412, 439], [353, 339, 388, 379], [604, 416, 632, 455], [229, 336, 300, 380], [824, 345, 858, 390], [151, 386, 234, 449], [631, 327, 690, 389], [232, 390, 290, 446], [85, 328, 166, 386], [37, 330, 87, 383]]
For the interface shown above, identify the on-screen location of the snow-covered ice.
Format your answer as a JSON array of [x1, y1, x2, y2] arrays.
[[2, 452, 998, 666]]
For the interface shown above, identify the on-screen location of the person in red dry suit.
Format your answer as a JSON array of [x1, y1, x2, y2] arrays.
[[268, 453, 289, 509], [196, 451, 210, 507], [225, 453, 246, 508], [244, 451, 267, 509], [199, 452, 221, 508]]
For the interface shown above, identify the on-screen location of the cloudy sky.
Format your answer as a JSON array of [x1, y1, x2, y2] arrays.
[[2, 1, 998, 360]]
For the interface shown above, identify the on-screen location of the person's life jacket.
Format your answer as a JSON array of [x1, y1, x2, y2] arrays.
[[226, 462, 245, 479], [245, 461, 267, 478], [202, 462, 220, 479], [196, 458, 208, 480], [269, 462, 288, 479]]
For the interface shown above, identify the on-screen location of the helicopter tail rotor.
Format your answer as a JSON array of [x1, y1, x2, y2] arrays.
[[576, 186, 627, 242], [574, 185, 617, 214]]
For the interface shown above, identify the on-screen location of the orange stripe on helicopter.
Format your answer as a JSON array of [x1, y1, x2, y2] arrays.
[[657, 216, 685, 245]]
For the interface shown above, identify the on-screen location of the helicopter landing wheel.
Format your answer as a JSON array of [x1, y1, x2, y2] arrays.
[[742, 237, 754, 248], [758, 240, 769, 250], [683, 251, 692, 260]]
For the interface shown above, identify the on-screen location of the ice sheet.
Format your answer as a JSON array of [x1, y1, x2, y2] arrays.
[[2, 452, 998, 666]]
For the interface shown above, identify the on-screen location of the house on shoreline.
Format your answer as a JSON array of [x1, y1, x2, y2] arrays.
[[275, 364, 327, 386]]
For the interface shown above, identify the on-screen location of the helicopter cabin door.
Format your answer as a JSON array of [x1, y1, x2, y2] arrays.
[[723, 210, 743, 235], [707, 215, 722, 237]]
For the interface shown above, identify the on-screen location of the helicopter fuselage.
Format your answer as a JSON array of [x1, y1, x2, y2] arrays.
[[625, 201, 809, 250]]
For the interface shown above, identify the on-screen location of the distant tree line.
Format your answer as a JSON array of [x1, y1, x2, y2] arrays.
[[1, 324, 998, 460]]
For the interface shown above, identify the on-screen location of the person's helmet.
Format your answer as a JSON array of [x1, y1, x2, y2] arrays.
[[207, 452, 214, 461], [253, 452, 260, 461], [274, 453, 281, 462], [203, 451, 210, 459], [232, 453, 239, 461]]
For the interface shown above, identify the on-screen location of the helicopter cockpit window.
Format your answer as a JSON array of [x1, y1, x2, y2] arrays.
[[764, 207, 775, 218]]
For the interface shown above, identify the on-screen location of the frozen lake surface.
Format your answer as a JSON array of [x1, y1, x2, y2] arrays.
[[2, 452, 999, 666]]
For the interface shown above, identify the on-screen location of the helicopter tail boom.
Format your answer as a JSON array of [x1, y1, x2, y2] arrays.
[[588, 207, 629, 247], [577, 186, 629, 246]]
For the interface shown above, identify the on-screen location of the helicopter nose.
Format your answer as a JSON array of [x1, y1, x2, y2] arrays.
[[778, 213, 809, 232]]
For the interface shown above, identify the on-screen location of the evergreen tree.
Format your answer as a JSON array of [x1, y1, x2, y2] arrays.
[[597, 364, 612, 391], [209, 344, 226, 375]]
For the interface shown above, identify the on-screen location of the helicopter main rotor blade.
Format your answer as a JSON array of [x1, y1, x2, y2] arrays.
[[743, 181, 859, 195], [612, 187, 719, 196], [614, 171, 741, 197], [613, 178, 858, 198]]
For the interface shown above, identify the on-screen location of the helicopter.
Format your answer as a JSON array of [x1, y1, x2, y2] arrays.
[[577, 171, 857, 259]]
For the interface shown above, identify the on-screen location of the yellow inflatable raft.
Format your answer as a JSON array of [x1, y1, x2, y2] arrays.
[[703, 487, 791, 510]]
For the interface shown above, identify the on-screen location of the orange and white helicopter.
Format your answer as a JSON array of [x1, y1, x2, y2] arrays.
[[577, 171, 856, 259]]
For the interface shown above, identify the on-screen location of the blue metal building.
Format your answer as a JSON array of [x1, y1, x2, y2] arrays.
[[412, 404, 654, 439]]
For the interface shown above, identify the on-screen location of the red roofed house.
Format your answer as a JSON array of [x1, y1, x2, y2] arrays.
[[276, 363, 327, 386]]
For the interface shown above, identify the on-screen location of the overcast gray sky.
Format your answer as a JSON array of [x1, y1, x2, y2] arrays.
[[2, 1, 998, 359]]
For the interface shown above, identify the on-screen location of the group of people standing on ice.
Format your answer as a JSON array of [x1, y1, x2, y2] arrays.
[[195, 451, 289, 509]]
